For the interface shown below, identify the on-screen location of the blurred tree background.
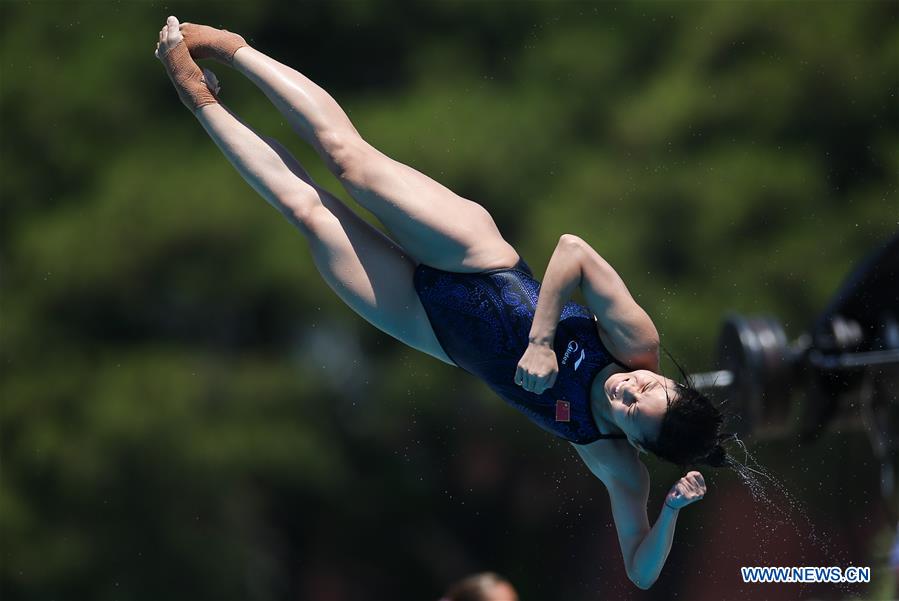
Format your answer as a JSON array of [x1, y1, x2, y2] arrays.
[[1, 1, 897, 600]]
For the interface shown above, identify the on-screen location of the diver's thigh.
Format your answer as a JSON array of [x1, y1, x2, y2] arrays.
[[302, 197, 455, 365], [334, 139, 521, 272]]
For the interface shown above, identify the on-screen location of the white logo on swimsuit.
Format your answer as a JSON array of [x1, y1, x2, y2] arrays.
[[561, 340, 586, 371], [573, 349, 585, 371]]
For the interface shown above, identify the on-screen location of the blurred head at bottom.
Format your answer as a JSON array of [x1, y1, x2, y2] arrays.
[[441, 572, 518, 601]]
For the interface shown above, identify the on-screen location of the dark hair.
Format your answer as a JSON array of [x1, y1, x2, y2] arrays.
[[442, 572, 516, 601], [641, 349, 731, 468]]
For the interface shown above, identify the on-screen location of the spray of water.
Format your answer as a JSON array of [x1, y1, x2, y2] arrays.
[[724, 436, 861, 598]]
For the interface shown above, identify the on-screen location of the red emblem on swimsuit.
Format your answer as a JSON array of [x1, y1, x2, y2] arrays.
[[555, 399, 570, 422]]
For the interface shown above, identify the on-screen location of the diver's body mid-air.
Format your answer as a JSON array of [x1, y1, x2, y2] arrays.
[[156, 16, 727, 589]]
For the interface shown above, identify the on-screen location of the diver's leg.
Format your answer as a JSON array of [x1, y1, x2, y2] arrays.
[[179, 27, 519, 272], [156, 17, 454, 365], [232, 46, 520, 272]]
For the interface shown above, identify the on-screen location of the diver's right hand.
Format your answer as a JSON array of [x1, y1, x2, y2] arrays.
[[514, 341, 558, 395]]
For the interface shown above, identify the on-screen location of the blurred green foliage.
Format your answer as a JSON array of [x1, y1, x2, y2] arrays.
[[1, 1, 896, 599]]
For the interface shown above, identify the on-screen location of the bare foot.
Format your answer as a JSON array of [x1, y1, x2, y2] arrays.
[[154, 15, 183, 60]]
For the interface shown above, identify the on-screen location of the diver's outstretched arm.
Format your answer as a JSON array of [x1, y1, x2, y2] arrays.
[[572, 443, 704, 589], [609, 482, 678, 590], [623, 471, 706, 588]]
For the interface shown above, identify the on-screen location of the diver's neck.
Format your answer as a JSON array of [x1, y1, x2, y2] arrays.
[[589, 363, 627, 432]]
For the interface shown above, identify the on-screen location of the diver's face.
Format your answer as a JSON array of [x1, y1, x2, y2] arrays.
[[604, 370, 673, 448]]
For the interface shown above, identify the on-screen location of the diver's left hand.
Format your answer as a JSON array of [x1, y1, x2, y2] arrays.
[[664, 471, 706, 510]]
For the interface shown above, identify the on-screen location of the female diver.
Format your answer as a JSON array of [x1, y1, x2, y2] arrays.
[[155, 16, 728, 589]]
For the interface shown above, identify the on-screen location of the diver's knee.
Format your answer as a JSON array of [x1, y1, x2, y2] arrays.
[[277, 188, 323, 233], [320, 131, 375, 185]]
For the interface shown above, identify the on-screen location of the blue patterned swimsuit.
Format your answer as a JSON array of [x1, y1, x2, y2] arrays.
[[413, 258, 629, 444]]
